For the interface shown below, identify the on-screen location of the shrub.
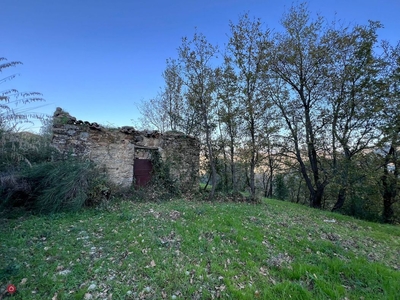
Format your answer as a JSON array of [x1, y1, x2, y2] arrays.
[[128, 152, 182, 203], [152, 152, 180, 194], [0, 170, 32, 209], [274, 174, 288, 200]]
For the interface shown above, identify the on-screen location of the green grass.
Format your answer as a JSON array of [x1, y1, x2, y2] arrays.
[[1, 198, 399, 299]]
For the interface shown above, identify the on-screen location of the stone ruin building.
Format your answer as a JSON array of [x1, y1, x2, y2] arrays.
[[51, 108, 200, 191]]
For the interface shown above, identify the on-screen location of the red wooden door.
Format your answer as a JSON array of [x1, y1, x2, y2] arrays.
[[134, 159, 153, 188]]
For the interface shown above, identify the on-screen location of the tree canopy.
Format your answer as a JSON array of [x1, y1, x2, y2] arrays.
[[139, 3, 400, 223]]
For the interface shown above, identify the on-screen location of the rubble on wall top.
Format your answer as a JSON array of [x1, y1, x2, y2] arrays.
[[53, 108, 162, 137], [53, 107, 103, 130], [53, 108, 196, 141], [119, 126, 159, 137], [120, 126, 135, 134]]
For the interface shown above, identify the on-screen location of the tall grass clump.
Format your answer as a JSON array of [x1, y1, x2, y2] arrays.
[[1, 158, 111, 214], [0, 130, 53, 172]]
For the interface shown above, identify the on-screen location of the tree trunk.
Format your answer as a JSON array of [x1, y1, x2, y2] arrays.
[[249, 115, 257, 201], [230, 136, 236, 192], [381, 146, 397, 223], [263, 173, 268, 198], [205, 127, 217, 201], [249, 159, 256, 200], [296, 178, 302, 203], [204, 172, 211, 191], [268, 163, 273, 197], [310, 183, 324, 208], [304, 105, 325, 209], [382, 184, 395, 223], [222, 145, 229, 191], [332, 187, 346, 211]]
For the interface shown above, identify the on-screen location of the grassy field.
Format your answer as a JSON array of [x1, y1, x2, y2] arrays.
[[1, 198, 399, 299]]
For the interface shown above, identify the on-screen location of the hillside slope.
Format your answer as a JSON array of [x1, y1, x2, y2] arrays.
[[1, 198, 399, 299]]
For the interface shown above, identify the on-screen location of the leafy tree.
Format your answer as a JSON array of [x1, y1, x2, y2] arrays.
[[227, 14, 274, 200], [325, 21, 384, 211], [136, 3, 400, 221], [138, 59, 200, 135], [137, 93, 170, 133], [377, 41, 400, 223], [162, 59, 187, 132], [175, 32, 219, 200], [268, 4, 331, 208], [216, 55, 242, 191]]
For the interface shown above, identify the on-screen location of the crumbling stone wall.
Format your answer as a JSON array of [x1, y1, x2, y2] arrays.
[[52, 108, 199, 191]]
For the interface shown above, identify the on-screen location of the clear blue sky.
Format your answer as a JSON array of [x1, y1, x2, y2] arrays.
[[1, 0, 399, 131]]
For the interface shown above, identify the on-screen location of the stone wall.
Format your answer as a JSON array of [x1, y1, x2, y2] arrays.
[[51, 108, 199, 191]]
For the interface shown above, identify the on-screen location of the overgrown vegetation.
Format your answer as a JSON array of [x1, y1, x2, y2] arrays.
[[150, 150, 180, 196], [1, 57, 112, 217], [139, 3, 400, 223], [1, 8, 399, 298], [1, 198, 399, 299], [1, 158, 109, 214], [0, 115, 111, 216], [0, 147, 111, 216], [130, 151, 184, 203]]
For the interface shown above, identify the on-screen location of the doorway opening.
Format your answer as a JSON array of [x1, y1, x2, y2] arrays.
[[133, 146, 158, 189]]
